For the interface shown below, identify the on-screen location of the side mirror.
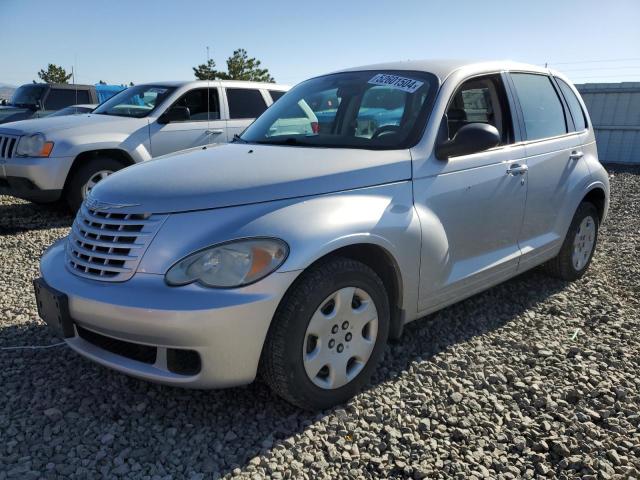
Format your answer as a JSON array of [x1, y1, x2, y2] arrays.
[[158, 105, 190, 124], [436, 123, 500, 160]]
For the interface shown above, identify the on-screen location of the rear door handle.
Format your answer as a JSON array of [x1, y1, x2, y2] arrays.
[[569, 150, 584, 160], [205, 129, 224, 135], [507, 164, 528, 176]]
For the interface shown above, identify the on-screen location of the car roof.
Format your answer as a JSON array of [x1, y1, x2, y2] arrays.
[[335, 59, 557, 82], [137, 80, 290, 90]]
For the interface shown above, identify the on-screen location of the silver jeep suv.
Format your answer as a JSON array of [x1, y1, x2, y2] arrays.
[[35, 60, 609, 409]]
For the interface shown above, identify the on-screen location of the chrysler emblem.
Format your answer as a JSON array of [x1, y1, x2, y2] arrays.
[[85, 195, 140, 210]]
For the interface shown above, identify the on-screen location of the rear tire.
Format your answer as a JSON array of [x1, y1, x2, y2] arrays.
[[65, 157, 124, 211], [545, 202, 599, 281], [261, 257, 390, 410]]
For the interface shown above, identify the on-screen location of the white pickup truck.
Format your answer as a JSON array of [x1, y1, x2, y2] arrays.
[[0, 80, 289, 210]]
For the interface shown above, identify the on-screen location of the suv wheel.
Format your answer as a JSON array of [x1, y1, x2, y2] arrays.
[[261, 257, 390, 410], [545, 202, 599, 281], [65, 157, 124, 211]]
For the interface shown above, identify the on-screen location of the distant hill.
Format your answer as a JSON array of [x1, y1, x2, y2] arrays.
[[0, 83, 16, 101]]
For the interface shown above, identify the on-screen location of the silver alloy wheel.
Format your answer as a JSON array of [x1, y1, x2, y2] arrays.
[[303, 286, 378, 390], [572, 215, 596, 271], [81, 170, 113, 199]]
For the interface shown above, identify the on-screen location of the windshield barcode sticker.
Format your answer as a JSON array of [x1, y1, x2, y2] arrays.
[[368, 74, 424, 93]]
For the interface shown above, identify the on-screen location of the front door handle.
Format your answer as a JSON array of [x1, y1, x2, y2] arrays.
[[507, 164, 528, 176], [205, 129, 224, 135], [569, 150, 584, 161]]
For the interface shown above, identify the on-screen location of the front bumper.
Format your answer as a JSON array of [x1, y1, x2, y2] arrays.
[[0, 155, 73, 202], [40, 240, 301, 388]]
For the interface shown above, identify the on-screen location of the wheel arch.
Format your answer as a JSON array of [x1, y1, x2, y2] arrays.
[[581, 185, 607, 223], [63, 149, 136, 194], [279, 241, 406, 341]]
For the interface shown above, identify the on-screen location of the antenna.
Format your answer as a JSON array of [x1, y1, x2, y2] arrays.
[[73, 54, 78, 105], [206, 46, 211, 125]]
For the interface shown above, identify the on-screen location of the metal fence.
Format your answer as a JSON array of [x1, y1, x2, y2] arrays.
[[576, 82, 640, 164]]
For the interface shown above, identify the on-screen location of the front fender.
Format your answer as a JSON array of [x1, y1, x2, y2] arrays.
[[51, 131, 151, 163], [138, 182, 421, 318]]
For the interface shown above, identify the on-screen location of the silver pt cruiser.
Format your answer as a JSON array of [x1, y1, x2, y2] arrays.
[[35, 60, 609, 409]]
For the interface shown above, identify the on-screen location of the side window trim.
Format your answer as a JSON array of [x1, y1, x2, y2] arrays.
[[549, 76, 576, 132], [260, 89, 272, 107], [553, 76, 588, 132], [507, 71, 576, 143], [500, 72, 525, 143]]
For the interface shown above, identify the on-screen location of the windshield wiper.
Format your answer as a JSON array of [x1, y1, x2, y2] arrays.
[[231, 134, 248, 144]]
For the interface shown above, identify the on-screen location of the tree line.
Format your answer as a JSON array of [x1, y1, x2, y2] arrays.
[[34, 48, 275, 85]]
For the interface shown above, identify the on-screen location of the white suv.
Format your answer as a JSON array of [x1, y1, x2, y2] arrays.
[[0, 80, 289, 210]]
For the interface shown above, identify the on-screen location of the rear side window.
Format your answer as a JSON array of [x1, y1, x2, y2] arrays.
[[555, 78, 587, 131], [45, 89, 90, 110], [269, 90, 286, 102], [511, 73, 567, 140], [227, 88, 267, 119]]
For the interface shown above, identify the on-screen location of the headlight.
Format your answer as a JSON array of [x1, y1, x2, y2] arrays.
[[16, 133, 54, 157], [165, 238, 289, 288]]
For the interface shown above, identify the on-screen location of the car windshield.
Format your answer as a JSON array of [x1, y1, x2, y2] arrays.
[[93, 85, 175, 118], [241, 70, 437, 149], [10, 85, 46, 107]]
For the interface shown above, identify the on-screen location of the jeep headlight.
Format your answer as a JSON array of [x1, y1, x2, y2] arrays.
[[16, 133, 54, 157], [165, 238, 289, 288]]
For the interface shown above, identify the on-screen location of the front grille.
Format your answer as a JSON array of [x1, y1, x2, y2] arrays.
[[0, 134, 18, 159], [66, 204, 167, 282], [76, 325, 157, 364]]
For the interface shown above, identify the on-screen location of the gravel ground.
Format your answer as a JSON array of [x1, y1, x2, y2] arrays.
[[1, 166, 639, 480]]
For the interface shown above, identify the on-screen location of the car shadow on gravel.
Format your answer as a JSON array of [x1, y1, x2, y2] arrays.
[[2, 266, 570, 476], [0, 197, 73, 235]]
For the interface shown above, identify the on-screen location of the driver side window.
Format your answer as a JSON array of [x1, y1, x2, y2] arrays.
[[170, 88, 220, 122], [446, 75, 514, 145]]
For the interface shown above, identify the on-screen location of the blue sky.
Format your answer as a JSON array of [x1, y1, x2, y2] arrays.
[[1, 0, 639, 87]]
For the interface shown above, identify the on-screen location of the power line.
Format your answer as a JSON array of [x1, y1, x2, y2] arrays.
[[548, 57, 640, 66], [558, 65, 640, 73]]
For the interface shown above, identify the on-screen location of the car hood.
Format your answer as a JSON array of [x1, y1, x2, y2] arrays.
[[0, 113, 143, 137], [90, 143, 411, 213]]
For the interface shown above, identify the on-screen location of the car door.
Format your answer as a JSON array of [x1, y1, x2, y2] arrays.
[[223, 87, 270, 139], [507, 73, 591, 271], [414, 73, 528, 313], [149, 87, 226, 157]]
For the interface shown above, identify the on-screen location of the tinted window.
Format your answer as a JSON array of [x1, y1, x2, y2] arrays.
[[172, 88, 220, 121], [11, 85, 46, 106], [269, 90, 285, 102], [511, 73, 567, 140], [556, 78, 587, 131], [446, 75, 513, 144], [227, 88, 267, 119], [46, 89, 90, 110]]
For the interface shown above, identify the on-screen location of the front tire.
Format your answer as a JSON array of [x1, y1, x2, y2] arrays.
[[261, 257, 390, 410], [65, 157, 124, 211], [545, 202, 599, 281]]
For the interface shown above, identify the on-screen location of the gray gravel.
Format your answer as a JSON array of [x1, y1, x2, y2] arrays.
[[1, 166, 639, 479]]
